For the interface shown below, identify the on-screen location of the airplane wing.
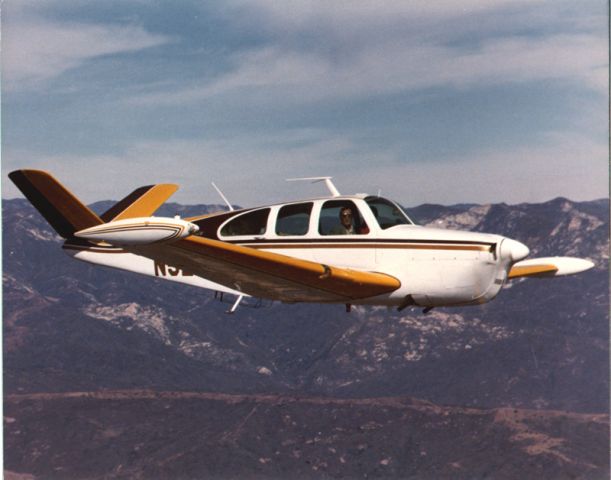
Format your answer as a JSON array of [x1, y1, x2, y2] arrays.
[[129, 236, 401, 303], [508, 257, 594, 279]]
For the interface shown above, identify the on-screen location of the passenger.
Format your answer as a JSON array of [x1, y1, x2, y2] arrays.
[[331, 207, 356, 235]]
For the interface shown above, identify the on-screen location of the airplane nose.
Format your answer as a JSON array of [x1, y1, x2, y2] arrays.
[[500, 238, 530, 262]]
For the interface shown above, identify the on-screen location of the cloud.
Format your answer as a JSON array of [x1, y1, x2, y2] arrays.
[[226, 0, 544, 32], [4, 128, 606, 207], [127, 0, 606, 107], [2, 20, 170, 91], [131, 30, 607, 107], [1, 132, 360, 206], [2, 1, 606, 209]]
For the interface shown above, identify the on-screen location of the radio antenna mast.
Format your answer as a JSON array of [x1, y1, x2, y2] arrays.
[[211, 182, 234, 211]]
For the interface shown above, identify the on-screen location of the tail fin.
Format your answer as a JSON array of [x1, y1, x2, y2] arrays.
[[100, 184, 178, 222], [9, 169, 103, 238]]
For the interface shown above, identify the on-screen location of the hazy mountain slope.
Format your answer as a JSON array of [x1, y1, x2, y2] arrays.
[[5, 391, 608, 480], [3, 196, 608, 479], [3, 198, 608, 411]]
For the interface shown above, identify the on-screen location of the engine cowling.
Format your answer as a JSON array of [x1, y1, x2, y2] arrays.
[[74, 216, 199, 245]]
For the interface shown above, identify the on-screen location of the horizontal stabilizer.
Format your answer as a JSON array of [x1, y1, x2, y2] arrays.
[[9, 169, 102, 238], [508, 257, 594, 279], [101, 184, 178, 222]]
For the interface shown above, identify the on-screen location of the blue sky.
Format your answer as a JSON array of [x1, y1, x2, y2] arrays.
[[2, 1, 608, 207]]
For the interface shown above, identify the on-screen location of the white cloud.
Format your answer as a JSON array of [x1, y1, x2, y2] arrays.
[[2, 1, 606, 209], [4, 128, 607, 207], [227, 0, 544, 30], [125, 0, 606, 106], [131, 30, 607, 107], [2, 20, 170, 91], [2, 132, 359, 206]]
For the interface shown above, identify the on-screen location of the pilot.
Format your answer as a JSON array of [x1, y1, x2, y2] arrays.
[[332, 207, 356, 235]]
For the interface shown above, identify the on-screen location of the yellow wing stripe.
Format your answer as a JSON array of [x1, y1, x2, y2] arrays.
[[508, 264, 558, 279], [168, 235, 401, 300], [110, 184, 178, 221]]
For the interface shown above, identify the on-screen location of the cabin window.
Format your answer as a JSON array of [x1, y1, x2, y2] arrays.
[[318, 200, 369, 235], [365, 197, 413, 229], [276, 203, 312, 236], [220, 208, 270, 236]]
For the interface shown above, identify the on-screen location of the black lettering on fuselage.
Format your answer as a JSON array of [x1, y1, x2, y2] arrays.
[[154, 261, 193, 277], [154, 260, 166, 276]]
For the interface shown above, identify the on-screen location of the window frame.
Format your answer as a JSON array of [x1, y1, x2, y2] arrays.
[[274, 202, 314, 237], [364, 196, 415, 229], [317, 199, 371, 236], [218, 208, 272, 239]]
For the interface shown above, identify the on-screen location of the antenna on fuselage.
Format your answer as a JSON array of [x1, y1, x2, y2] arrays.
[[211, 182, 234, 211], [286, 176, 341, 197]]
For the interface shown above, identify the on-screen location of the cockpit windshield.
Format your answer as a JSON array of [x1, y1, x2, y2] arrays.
[[364, 196, 414, 229]]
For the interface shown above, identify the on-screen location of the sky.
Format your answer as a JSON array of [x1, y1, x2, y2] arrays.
[[1, 0, 608, 208]]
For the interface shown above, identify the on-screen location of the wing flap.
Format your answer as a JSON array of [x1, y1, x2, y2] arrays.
[[130, 236, 400, 302]]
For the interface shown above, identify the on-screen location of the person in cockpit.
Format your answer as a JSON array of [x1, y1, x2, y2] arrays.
[[331, 207, 356, 235]]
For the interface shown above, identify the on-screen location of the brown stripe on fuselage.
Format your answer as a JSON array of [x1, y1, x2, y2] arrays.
[[222, 236, 495, 246], [242, 243, 490, 251], [64, 238, 493, 254]]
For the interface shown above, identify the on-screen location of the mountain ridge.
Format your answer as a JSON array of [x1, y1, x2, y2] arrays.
[[3, 196, 608, 479]]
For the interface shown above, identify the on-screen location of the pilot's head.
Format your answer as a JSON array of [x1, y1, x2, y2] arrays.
[[339, 207, 353, 228]]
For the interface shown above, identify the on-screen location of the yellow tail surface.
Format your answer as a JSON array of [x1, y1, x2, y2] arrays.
[[9, 169, 103, 238], [100, 184, 178, 222], [9, 169, 178, 238]]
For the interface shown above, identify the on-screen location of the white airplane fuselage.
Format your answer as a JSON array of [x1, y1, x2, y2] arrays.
[[259, 227, 510, 307], [64, 194, 530, 308], [10, 169, 592, 312]]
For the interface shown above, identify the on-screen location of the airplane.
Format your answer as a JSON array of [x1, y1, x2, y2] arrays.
[[9, 170, 595, 313]]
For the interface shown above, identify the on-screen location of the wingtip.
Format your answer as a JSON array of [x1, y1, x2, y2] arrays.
[[509, 256, 596, 278], [581, 258, 595, 271]]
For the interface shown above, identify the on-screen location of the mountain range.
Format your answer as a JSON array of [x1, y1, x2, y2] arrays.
[[3, 196, 609, 479]]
